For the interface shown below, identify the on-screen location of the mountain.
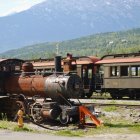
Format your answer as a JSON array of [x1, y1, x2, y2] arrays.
[[0, 0, 140, 53], [1, 28, 140, 59]]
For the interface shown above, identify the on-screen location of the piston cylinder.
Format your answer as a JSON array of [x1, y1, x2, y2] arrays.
[[41, 103, 62, 119]]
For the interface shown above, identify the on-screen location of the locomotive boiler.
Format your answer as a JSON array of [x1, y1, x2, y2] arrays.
[[4, 64, 83, 102], [0, 57, 84, 124]]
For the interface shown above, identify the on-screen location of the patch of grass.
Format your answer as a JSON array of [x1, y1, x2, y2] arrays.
[[128, 124, 140, 133], [0, 119, 140, 137], [92, 92, 111, 98], [109, 100, 117, 104], [0, 122, 8, 129], [55, 124, 137, 137], [103, 106, 117, 112], [91, 99, 97, 102], [14, 126, 33, 132], [0, 120, 34, 132], [56, 129, 84, 137], [0, 121, 14, 130], [121, 101, 140, 105]]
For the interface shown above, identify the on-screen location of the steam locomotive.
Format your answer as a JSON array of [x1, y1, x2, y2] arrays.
[[0, 57, 84, 124]]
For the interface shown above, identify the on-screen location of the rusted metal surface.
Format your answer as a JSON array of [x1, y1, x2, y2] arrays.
[[22, 62, 34, 72], [4, 75, 46, 97], [63, 54, 77, 72], [4, 74, 83, 99], [41, 103, 62, 119]]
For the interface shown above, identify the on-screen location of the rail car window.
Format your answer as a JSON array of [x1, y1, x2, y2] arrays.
[[110, 66, 119, 76], [88, 69, 92, 79], [131, 66, 140, 76], [120, 66, 129, 76], [15, 66, 21, 71], [82, 69, 86, 77], [139, 67, 140, 76]]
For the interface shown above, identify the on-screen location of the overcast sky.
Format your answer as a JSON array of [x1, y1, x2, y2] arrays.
[[0, 0, 46, 17]]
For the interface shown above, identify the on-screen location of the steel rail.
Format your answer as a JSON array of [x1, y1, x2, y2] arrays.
[[82, 102, 140, 108]]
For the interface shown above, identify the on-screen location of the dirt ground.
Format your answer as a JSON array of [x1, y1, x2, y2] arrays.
[[0, 129, 140, 140], [0, 99, 139, 139]]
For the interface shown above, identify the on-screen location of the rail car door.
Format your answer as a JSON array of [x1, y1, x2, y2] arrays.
[[81, 64, 95, 98]]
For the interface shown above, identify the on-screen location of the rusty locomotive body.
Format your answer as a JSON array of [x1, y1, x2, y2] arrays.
[[0, 57, 84, 124]]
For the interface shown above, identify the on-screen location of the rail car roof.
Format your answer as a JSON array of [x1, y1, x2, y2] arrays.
[[0, 58, 24, 65], [32, 56, 100, 67], [0, 59, 7, 62], [96, 52, 140, 64], [96, 57, 140, 64]]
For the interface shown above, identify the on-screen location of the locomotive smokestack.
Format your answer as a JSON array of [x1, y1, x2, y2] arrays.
[[54, 56, 62, 72]]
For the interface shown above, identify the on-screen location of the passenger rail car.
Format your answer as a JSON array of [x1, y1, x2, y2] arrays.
[[95, 52, 140, 99]]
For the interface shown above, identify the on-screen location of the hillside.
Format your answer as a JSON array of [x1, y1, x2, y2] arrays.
[[0, 28, 140, 59]]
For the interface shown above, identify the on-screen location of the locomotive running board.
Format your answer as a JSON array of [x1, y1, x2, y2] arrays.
[[79, 106, 101, 127]]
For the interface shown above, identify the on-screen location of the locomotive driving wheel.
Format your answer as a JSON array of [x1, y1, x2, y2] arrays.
[[59, 111, 70, 125], [30, 102, 43, 123]]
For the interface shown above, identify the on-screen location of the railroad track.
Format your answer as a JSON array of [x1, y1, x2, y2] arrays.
[[90, 93, 140, 100], [90, 96, 140, 100], [71, 99, 140, 108], [82, 102, 140, 108]]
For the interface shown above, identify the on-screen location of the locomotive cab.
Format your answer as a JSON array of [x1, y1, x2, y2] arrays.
[[0, 59, 24, 96]]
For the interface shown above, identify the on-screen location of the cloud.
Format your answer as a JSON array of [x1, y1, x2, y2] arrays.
[[0, 0, 46, 17]]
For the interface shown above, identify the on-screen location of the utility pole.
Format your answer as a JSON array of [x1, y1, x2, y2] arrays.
[[56, 43, 59, 56]]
